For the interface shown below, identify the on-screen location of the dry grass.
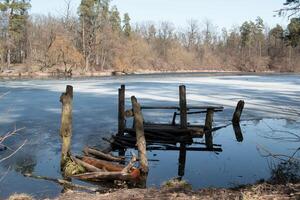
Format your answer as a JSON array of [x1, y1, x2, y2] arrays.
[[53, 182, 300, 200], [8, 193, 34, 200]]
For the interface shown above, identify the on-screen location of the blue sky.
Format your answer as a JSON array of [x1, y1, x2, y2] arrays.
[[30, 0, 288, 29]]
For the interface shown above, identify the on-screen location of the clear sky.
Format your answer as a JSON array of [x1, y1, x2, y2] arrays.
[[30, 0, 289, 29]]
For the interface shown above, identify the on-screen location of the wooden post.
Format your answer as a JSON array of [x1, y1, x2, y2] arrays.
[[118, 85, 125, 136], [179, 85, 187, 129], [60, 85, 73, 170], [232, 100, 245, 125], [204, 108, 214, 149], [131, 96, 148, 174]]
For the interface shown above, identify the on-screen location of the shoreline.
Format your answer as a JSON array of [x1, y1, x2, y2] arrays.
[[8, 181, 300, 200], [0, 69, 299, 80]]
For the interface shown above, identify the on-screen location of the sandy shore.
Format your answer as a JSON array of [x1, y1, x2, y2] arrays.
[[8, 182, 300, 200]]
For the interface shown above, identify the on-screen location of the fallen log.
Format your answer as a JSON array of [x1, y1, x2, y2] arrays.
[[73, 153, 140, 182], [71, 156, 103, 172], [83, 147, 125, 162], [81, 156, 125, 172]]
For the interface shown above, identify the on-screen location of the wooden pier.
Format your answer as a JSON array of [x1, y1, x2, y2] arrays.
[[56, 84, 244, 185], [114, 84, 224, 151]]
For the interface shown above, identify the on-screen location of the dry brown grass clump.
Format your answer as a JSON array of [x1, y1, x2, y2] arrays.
[[8, 193, 34, 200]]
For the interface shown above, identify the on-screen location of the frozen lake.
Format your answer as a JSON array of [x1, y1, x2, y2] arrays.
[[0, 73, 299, 199]]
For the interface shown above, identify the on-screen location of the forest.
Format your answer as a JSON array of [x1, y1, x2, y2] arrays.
[[0, 0, 300, 75]]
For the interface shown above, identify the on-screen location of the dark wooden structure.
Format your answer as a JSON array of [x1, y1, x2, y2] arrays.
[[57, 84, 244, 184], [115, 84, 224, 151]]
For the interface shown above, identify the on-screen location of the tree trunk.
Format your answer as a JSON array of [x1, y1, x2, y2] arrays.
[[131, 96, 148, 174], [59, 85, 73, 170]]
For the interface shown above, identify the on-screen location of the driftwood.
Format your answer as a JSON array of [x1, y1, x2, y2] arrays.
[[71, 156, 103, 172], [59, 85, 73, 170], [73, 153, 140, 182], [83, 147, 125, 162], [131, 96, 148, 174], [81, 156, 125, 172], [24, 173, 102, 192]]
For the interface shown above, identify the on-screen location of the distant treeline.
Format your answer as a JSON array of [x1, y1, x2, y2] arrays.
[[0, 0, 300, 74]]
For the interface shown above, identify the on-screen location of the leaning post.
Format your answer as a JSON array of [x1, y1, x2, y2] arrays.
[[118, 85, 125, 136], [232, 100, 245, 125], [179, 85, 187, 129], [60, 85, 73, 171], [131, 96, 148, 175]]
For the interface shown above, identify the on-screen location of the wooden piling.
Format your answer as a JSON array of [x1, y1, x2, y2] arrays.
[[118, 85, 125, 136], [179, 85, 187, 129], [131, 96, 148, 174], [232, 100, 245, 125], [60, 85, 73, 170], [204, 108, 214, 149]]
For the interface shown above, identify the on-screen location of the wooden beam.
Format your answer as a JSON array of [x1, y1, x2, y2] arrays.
[[141, 106, 179, 110], [118, 85, 125, 136], [179, 85, 187, 129], [187, 106, 224, 110]]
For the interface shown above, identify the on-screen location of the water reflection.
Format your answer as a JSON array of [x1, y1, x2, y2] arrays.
[[233, 124, 243, 142], [114, 122, 237, 183]]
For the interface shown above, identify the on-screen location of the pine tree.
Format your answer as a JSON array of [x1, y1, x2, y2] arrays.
[[123, 13, 131, 37], [109, 6, 121, 32], [0, 0, 31, 67]]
